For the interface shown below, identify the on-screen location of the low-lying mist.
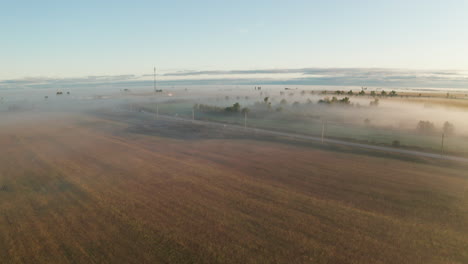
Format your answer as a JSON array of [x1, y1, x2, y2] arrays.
[[1, 85, 467, 155]]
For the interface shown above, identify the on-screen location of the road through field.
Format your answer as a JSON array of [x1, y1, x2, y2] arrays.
[[137, 110, 468, 163]]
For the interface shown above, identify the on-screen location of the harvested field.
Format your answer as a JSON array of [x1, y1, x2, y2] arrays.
[[0, 112, 467, 263]]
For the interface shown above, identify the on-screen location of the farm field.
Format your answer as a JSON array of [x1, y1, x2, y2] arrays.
[[0, 111, 467, 263]]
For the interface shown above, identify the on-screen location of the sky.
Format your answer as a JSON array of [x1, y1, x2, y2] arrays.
[[1, 0, 468, 80]]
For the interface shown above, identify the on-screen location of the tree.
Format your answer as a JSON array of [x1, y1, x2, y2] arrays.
[[443, 121, 455, 135], [241, 107, 250, 114], [301, 90, 306, 96], [225, 102, 241, 112], [417, 120, 435, 134], [306, 98, 313, 104], [389, 90, 397, 97], [280, 99, 288, 105], [370, 91, 376, 96], [340, 97, 350, 104], [292, 101, 300, 107], [318, 97, 351, 105], [381, 90, 387, 96], [232, 102, 240, 112], [264, 97, 269, 103], [370, 98, 379, 106], [347, 90, 354, 95], [358, 90, 366, 96]]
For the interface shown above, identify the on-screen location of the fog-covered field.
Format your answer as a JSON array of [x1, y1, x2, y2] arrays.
[[2, 84, 468, 263], [2, 84, 468, 156]]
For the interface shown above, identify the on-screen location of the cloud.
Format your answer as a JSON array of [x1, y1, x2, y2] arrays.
[[2, 68, 468, 90]]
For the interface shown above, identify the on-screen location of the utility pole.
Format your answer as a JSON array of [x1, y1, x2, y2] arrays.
[[441, 133, 445, 154], [321, 120, 326, 143], [156, 104, 159, 120], [244, 111, 247, 129]]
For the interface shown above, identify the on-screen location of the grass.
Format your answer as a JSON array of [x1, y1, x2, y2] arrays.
[[0, 112, 467, 263], [139, 101, 468, 156]]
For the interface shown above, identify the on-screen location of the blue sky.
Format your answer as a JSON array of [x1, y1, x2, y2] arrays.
[[1, 0, 468, 80]]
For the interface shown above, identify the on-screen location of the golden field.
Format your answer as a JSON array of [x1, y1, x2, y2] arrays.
[[0, 112, 467, 263]]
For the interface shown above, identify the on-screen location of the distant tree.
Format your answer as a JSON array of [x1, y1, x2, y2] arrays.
[[389, 90, 397, 97], [306, 98, 313, 104], [280, 91, 285, 96], [264, 97, 269, 103], [370, 98, 379, 106], [364, 118, 371, 126], [443, 121, 455, 135], [358, 90, 366, 96], [301, 90, 306, 96], [417, 120, 435, 134], [340, 97, 350, 104], [318, 97, 351, 105], [280, 99, 288, 105], [347, 90, 354, 95], [245, 96, 249, 100], [381, 90, 387, 96], [225, 102, 241, 112], [225, 95, 230, 100], [275, 106, 283, 112], [370, 91, 376, 96], [233, 102, 240, 112], [236, 96, 240, 100], [241, 107, 250, 114], [292, 101, 300, 107], [392, 140, 400, 147]]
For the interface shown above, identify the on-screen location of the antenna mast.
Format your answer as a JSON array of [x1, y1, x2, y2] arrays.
[[153, 67, 156, 93]]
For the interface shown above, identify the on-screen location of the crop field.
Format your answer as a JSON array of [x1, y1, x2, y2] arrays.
[[0, 111, 467, 263]]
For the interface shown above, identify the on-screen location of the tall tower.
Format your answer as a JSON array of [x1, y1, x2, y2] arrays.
[[153, 67, 156, 93]]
